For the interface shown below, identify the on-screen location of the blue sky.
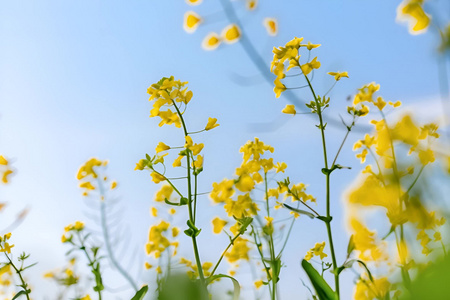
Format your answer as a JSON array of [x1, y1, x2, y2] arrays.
[[1, 0, 449, 299]]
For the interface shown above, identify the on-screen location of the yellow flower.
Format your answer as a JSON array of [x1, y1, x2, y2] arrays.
[[0, 156, 8, 165], [254, 280, 264, 289], [273, 78, 287, 98], [246, 0, 257, 10], [172, 227, 180, 237], [305, 242, 327, 261], [156, 142, 170, 153], [156, 266, 162, 274], [302, 41, 321, 50], [202, 32, 221, 50], [210, 179, 235, 203], [1, 169, 12, 184], [144, 262, 153, 269], [183, 11, 202, 33], [173, 155, 183, 167], [193, 155, 203, 169], [275, 162, 287, 173], [300, 57, 321, 75], [155, 185, 173, 202], [151, 172, 166, 184], [263, 18, 278, 36], [169, 208, 176, 215], [205, 117, 220, 130], [327, 71, 349, 81], [79, 181, 95, 190], [221, 24, 241, 44], [281, 104, 296, 115], [110, 181, 117, 189], [225, 237, 251, 263], [74, 221, 84, 231], [212, 217, 228, 234], [77, 158, 103, 180], [151, 207, 158, 217], [186, 0, 202, 5], [80, 295, 92, 300], [418, 148, 435, 165], [397, 0, 430, 34]]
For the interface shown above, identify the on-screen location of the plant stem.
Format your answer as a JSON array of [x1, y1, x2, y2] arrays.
[[4, 253, 30, 300], [171, 99, 206, 287], [303, 73, 340, 298], [97, 179, 138, 291], [209, 233, 242, 278]]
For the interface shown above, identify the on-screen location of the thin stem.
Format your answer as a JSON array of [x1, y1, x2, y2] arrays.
[[171, 98, 206, 286], [303, 72, 339, 298], [4, 253, 30, 300], [209, 233, 242, 278], [76, 232, 102, 300]]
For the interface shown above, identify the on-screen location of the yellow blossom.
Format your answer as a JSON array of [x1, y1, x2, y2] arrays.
[[221, 24, 241, 44], [77, 158, 103, 180], [225, 237, 251, 263], [300, 57, 321, 75], [145, 262, 153, 269], [202, 32, 221, 50], [155, 185, 173, 202], [151, 172, 166, 184], [186, 0, 202, 5], [254, 280, 264, 289], [263, 18, 278, 36], [302, 41, 321, 50], [151, 207, 158, 217], [205, 117, 220, 131], [212, 217, 228, 234], [273, 78, 287, 98], [156, 142, 170, 153], [281, 104, 296, 115], [246, 0, 257, 10], [183, 11, 202, 33], [305, 242, 328, 261], [110, 181, 117, 189], [397, 0, 430, 34], [327, 71, 349, 81], [172, 227, 180, 237]]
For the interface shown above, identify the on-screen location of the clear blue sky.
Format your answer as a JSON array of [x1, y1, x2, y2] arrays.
[[0, 0, 448, 299]]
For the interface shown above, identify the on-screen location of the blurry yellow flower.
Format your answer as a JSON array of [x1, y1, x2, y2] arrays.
[[397, 0, 430, 34], [301, 57, 320, 75], [186, 0, 202, 5], [210, 179, 235, 203], [155, 185, 173, 202], [1, 169, 12, 184], [281, 104, 296, 115], [77, 158, 103, 180], [80, 295, 92, 300], [79, 181, 95, 190], [202, 32, 221, 50], [327, 71, 349, 81], [110, 181, 117, 189], [212, 217, 228, 234], [183, 11, 202, 33], [145, 262, 153, 269], [74, 221, 84, 231], [275, 162, 287, 173], [225, 237, 251, 263], [205, 117, 220, 131], [263, 18, 278, 36], [173, 155, 183, 167], [151, 172, 166, 184], [221, 24, 241, 44], [0, 155, 7, 165], [254, 280, 263, 289], [169, 208, 176, 215], [235, 174, 255, 192], [151, 207, 158, 217], [418, 148, 435, 165], [246, 0, 257, 10], [156, 266, 162, 274], [172, 227, 180, 237]]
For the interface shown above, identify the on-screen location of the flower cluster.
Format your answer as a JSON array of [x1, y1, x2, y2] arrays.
[[183, 0, 278, 50], [77, 158, 117, 197]]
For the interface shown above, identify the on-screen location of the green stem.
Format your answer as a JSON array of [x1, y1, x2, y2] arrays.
[[303, 73, 340, 298], [76, 232, 102, 300], [4, 253, 30, 300], [264, 173, 277, 300], [171, 98, 206, 286], [209, 233, 242, 278]]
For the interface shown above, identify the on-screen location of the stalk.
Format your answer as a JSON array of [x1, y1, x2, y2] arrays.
[[303, 74, 340, 298]]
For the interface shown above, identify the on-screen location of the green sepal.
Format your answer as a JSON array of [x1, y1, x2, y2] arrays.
[[317, 216, 333, 223]]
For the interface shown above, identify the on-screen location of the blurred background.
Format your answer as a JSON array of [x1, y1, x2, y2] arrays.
[[0, 0, 449, 299]]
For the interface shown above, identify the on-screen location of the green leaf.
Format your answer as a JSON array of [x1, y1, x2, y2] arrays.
[[282, 203, 315, 219], [131, 285, 148, 300], [207, 274, 240, 300], [301, 259, 337, 300]]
